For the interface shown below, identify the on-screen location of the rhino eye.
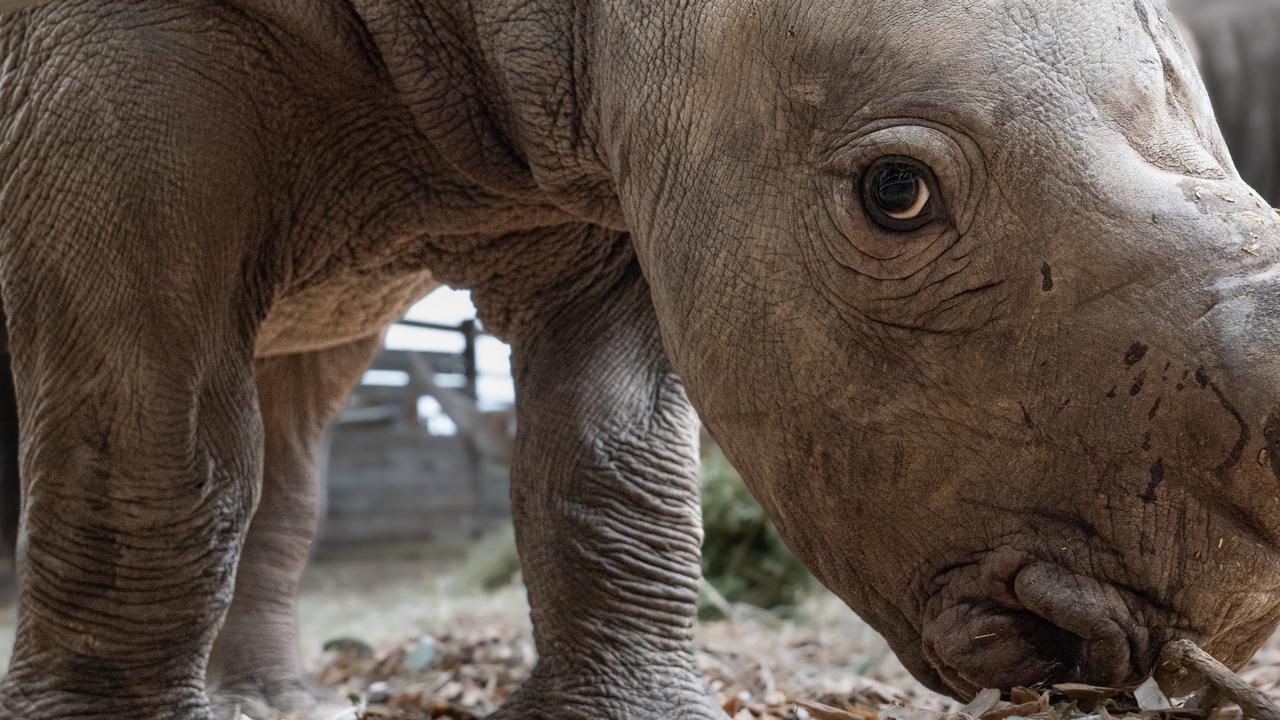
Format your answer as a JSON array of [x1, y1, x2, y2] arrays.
[[862, 157, 938, 231]]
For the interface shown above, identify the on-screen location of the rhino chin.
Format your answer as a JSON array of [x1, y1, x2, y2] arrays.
[[920, 559, 1150, 697]]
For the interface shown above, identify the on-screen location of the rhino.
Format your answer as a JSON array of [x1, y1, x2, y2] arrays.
[[0, 0, 1278, 718]]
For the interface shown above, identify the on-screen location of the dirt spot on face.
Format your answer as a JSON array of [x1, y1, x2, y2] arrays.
[[1195, 367, 1210, 389], [1124, 343, 1149, 366], [1130, 371, 1147, 396], [1196, 369, 1250, 483], [1141, 457, 1165, 503]]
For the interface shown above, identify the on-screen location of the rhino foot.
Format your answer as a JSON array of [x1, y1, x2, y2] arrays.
[[489, 662, 727, 720], [209, 678, 354, 720], [0, 676, 216, 720]]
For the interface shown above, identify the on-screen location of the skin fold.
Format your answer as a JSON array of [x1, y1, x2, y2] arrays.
[[0, 1, 1278, 718]]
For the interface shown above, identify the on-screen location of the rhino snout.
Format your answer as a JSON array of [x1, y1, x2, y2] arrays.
[[922, 557, 1149, 697]]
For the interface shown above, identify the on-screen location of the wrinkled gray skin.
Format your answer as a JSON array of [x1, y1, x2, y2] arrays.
[[1, 1, 1280, 718], [1175, 0, 1280, 203], [0, 258, 391, 719]]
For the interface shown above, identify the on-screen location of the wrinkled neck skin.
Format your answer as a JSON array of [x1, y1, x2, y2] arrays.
[[317, 0, 643, 338], [342, 0, 615, 228]]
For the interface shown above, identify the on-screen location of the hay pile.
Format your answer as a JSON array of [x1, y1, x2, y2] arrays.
[[699, 448, 814, 619]]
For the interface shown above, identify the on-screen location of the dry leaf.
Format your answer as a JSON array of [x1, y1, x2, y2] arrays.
[[1137, 678, 1174, 711], [961, 689, 1003, 719], [1053, 683, 1125, 709], [795, 699, 874, 720]]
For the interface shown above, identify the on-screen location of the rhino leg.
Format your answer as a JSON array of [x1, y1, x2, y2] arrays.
[[491, 256, 722, 720], [207, 335, 381, 720], [0, 194, 264, 719], [0, 7, 301, 714]]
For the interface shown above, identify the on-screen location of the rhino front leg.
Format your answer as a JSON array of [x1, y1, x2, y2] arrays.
[[0, 229, 264, 718], [493, 256, 722, 720], [0, 8, 286, 709], [207, 334, 382, 720]]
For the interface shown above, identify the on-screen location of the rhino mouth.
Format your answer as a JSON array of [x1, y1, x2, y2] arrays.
[[921, 555, 1152, 697]]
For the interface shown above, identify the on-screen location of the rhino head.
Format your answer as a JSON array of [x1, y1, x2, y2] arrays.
[[596, 0, 1280, 697]]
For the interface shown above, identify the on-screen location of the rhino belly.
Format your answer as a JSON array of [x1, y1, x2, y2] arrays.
[[255, 267, 440, 358]]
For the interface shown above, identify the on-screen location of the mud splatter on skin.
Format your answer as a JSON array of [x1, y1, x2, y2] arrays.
[[1125, 343, 1149, 366], [1142, 458, 1165, 503], [1196, 368, 1249, 483], [1130, 371, 1147, 396]]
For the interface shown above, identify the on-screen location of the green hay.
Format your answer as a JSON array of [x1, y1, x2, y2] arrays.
[[698, 446, 815, 619]]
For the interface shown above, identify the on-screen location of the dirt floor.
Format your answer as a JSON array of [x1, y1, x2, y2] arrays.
[[301, 547, 1280, 719], [0, 544, 946, 717], [0, 546, 1277, 719], [292, 546, 1280, 719], [300, 544, 952, 719]]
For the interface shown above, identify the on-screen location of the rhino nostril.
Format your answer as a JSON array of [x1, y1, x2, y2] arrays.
[[1013, 562, 1137, 686], [923, 561, 1142, 695], [1021, 613, 1088, 677], [923, 606, 1088, 693]]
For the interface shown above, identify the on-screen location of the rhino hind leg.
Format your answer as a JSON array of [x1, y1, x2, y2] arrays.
[[490, 252, 723, 720], [207, 334, 382, 720]]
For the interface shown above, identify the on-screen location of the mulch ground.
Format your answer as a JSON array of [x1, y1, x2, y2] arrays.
[[311, 604, 1280, 720]]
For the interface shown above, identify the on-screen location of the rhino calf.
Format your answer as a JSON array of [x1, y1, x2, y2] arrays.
[[0, 1, 1279, 718]]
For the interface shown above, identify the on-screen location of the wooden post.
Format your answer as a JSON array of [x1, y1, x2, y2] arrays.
[[462, 320, 479, 400], [460, 320, 484, 536]]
